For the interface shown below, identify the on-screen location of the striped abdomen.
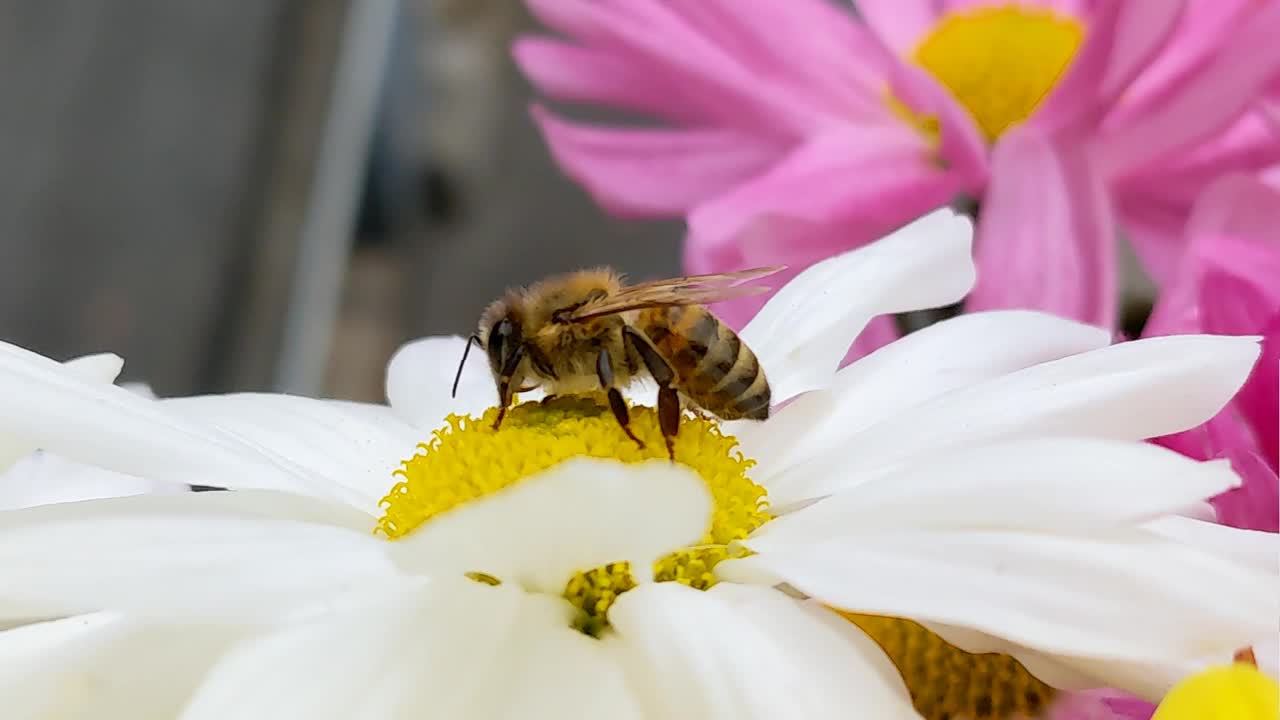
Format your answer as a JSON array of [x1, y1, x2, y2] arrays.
[[634, 305, 770, 420]]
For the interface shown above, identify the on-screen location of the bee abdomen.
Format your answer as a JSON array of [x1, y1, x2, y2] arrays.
[[638, 306, 770, 421]]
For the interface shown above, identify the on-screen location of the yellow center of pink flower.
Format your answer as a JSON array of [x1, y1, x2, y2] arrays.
[[913, 5, 1085, 142], [1151, 663, 1279, 720]]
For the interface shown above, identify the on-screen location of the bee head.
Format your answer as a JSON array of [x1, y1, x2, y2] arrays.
[[452, 308, 524, 400], [485, 314, 523, 380]]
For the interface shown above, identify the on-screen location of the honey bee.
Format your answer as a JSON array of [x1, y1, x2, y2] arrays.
[[451, 266, 783, 458]]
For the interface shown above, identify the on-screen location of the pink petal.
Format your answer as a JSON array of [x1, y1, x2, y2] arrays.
[[681, 49, 987, 275], [1037, 1, 1186, 131], [1145, 239, 1279, 340], [856, 0, 939, 55], [943, 0, 1090, 13], [524, 0, 839, 137], [1199, 251, 1280, 337], [968, 128, 1117, 328], [1115, 195, 1188, 289], [881, 46, 989, 184], [1089, 690, 1157, 720], [1123, 170, 1280, 301], [1264, 81, 1280, 135], [1113, 0, 1257, 121], [1030, 0, 1126, 131], [1235, 314, 1280, 472], [686, 125, 964, 267], [1168, 391, 1279, 531], [1098, 1, 1280, 177], [1152, 419, 1219, 464], [525, 0, 601, 39], [1139, 239, 1203, 339], [1047, 689, 1156, 720], [1184, 173, 1280, 249], [513, 38, 703, 123], [1211, 446, 1279, 532], [650, 0, 896, 120], [530, 106, 786, 217], [1094, 1, 1185, 106], [1116, 115, 1280, 209]]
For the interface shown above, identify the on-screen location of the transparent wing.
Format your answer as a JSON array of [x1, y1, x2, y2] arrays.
[[564, 266, 785, 322]]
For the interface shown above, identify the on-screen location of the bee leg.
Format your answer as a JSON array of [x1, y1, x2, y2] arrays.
[[597, 348, 645, 450], [623, 327, 680, 461], [493, 346, 525, 430], [657, 386, 679, 460]]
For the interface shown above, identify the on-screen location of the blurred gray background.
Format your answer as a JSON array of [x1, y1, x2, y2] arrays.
[[0, 0, 680, 402], [0, 0, 1151, 402]]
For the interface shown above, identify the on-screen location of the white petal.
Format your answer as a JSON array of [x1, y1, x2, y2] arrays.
[[0, 352, 124, 471], [793, 334, 1261, 483], [607, 583, 919, 719], [61, 352, 125, 384], [705, 583, 914, 708], [739, 311, 1112, 491], [0, 341, 312, 495], [0, 491, 398, 621], [1257, 635, 1279, 679], [1176, 501, 1219, 522], [394, 458, 711, 593], [742, 208, 975, 403], [1144, 515, 1280, 576], [0, 612, 246, 720], [725, 531, 1277, 669], [119, 381, 158, 399], [162, 394, 423, 514], [386, 335, 498, 428], [914, 620, 1197, 701], [0, 451, 187, 511], [755, 438, 1241, 535], [182, 579, 632, 720]]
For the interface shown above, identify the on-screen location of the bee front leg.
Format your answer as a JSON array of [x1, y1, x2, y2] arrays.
[[597, 348, 645, 450], [493, 346, 525, 430], [623, 328, 679, 461]]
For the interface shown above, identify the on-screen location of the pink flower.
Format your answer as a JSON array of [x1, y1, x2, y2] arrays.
[[1144, 174, 1280, 532], [517, 0, 1280, 355]]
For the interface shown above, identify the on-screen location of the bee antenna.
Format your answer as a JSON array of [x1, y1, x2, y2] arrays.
[[452, 335, 480, 398]]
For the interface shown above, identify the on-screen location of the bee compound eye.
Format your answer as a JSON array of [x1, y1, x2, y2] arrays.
[[488, 318, 518, 371]]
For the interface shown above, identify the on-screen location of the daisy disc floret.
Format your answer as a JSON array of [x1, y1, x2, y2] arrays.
[[377, 395, 767, 633]]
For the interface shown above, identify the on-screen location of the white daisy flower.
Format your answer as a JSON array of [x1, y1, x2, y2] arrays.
[[0, 352, 184, 511], [0, 352, 125, 472], [0, 209, 1274, 720]]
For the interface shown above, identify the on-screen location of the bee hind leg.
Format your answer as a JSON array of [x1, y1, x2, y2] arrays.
[[623, 327, 680, 461], [657, 386, 679, 461], [597, 348, 645, 450]]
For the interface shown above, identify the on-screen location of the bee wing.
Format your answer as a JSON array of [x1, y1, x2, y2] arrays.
[[625, 266, 786, 293], [564, 266, 786, 322]]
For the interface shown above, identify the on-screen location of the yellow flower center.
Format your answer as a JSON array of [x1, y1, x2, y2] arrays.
[[844, 613, 1057, 720], [375, 398, 1080, 718], [911, 4, 1085, 143], [376, 395, 769, 634], [1151, 663, 1279, 720]]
